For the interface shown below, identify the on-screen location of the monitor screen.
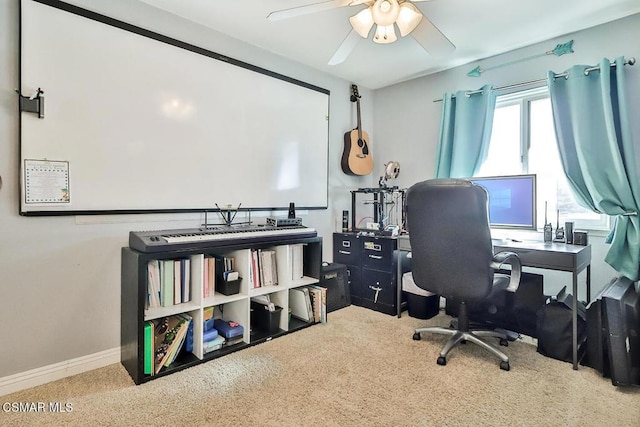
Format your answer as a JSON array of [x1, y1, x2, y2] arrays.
[[469, 174, 537, 230]]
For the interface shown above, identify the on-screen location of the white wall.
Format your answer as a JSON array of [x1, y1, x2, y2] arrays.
[[373, 13, 640, 298], [0, 0, 375, 379]]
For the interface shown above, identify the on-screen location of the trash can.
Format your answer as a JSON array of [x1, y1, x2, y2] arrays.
[[402, 272, 440, 319]]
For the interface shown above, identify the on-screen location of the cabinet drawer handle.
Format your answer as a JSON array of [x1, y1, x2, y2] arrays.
[[369, 255, 383, 260], [339, 250, 351, 255]]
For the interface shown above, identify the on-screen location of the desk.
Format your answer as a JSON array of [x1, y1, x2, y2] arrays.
[[396, 235, 591, 370]]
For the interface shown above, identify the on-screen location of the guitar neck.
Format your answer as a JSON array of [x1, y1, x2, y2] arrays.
[[356, 97, 362, 140]]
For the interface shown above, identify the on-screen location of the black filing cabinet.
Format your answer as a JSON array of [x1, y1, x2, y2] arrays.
[[333, 233, 362, 305], [333, 233, 399, 316]]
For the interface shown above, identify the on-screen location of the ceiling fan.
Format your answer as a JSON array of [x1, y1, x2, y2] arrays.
[[267, 0, 455, 65]]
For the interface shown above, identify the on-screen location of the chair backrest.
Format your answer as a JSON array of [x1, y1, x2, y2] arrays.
[[406, 179, 494, 300]]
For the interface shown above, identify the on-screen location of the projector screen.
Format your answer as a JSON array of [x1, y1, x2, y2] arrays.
[[19, 0, 330, 215]]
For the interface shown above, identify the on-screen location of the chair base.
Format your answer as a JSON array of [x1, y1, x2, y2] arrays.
[[413, 326, 511, 371]]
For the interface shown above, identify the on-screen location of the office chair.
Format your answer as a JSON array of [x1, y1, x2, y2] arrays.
[[406, 179, 522, 371]]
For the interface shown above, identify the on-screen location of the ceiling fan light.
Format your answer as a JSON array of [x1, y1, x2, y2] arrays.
[[396, 2, 423, 37], [349, 7, 374, 38], [371, 0, 400, 27], [373, 24, 397, 44]]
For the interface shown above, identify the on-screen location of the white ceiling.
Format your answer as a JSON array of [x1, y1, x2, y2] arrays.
[[137, 0, 640, 89]]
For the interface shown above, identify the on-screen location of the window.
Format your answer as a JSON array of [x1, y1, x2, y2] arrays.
[[477, 86, 609, 231]]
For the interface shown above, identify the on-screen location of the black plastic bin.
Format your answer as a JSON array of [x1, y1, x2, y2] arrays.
[[251, 302, 283, 334], [403, 272, 439, 319], [216, 278, 241, 296]]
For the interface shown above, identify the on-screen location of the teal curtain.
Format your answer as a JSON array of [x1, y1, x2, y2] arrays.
[[435, 84, 496, 178], [547, 57, 640, 280]]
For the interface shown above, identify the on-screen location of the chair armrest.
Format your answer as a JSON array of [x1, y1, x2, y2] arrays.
[[490, 251, 521, 293]]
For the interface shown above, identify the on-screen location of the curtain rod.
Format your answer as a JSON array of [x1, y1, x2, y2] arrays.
[[433, 57, 636, 102]]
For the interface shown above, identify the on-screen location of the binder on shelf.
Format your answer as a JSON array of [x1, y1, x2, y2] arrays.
[[160, 260, 174, 307]]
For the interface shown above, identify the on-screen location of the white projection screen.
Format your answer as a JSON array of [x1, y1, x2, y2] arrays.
[[19, 0, 330, 215]]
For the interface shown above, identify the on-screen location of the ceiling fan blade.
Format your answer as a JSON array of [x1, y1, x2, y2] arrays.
[[410, 15, 455, 57], [267, 0, 353, 21], [328, 29, 361, 65]]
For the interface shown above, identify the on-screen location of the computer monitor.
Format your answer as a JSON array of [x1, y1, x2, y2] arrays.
[[469, 174, 537, 230]]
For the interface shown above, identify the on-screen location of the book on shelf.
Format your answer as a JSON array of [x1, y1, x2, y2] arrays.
[[306, 286, 321, 323], [163, 313, 191, 367], [203, 256, 209, 298], [289, 287, 313, 322], [203, 257, 216, 298], [144, 321, 154, 375], [250, 249, 260, 288], [147, 260, 161, 309], [153, 314, 191, 374], [185, 318, 194, 353], [160, 260, 174, 307], [173, 260, 182, 305], [307, 285, 327, 323], [181, 258, 190, 303], [249, 249, 279, 288], [209, 257, 216, 296], [291, 244, 304, 280], [262, 249, 278, 287]]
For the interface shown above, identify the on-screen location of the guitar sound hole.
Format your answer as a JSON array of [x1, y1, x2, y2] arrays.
[[359, 139, 369, 155]]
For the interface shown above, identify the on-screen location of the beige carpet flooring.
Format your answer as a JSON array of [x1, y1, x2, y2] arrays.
[[2, 305, 639, 427]]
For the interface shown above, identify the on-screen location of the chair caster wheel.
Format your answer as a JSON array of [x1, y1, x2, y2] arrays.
[[500, 361, 510, 371], [437, 356, 447, 366], [500, 338, 509, 347], [413, 332, 421, 340]]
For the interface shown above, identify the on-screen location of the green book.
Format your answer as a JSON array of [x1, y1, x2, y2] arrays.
[[144, 321, 154, 375]]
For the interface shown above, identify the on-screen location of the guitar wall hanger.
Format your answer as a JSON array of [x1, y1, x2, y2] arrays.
[[16, 88, 44, 119]]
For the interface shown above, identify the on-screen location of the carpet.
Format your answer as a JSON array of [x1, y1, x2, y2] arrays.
[[2, 305, 638, 426]]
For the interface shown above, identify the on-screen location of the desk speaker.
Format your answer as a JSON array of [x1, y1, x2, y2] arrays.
[[573, 230, 588, 246], [321, 263, 351, 313]]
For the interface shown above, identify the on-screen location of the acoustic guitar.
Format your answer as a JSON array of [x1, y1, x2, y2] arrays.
[[341, 84, 373, 176]]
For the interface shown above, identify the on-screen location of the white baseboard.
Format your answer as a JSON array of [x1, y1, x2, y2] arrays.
[[0, 347, 120, 397]]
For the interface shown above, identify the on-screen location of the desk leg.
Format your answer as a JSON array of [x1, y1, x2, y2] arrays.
[[397, 250, 402, 318], [586, 265, 591, 303], [572, 271, 578, 370]]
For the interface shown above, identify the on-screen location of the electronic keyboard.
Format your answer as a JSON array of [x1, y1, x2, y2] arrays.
[[129, 224, 317, 253]]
